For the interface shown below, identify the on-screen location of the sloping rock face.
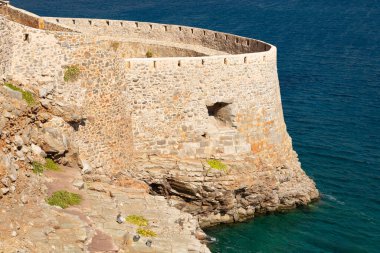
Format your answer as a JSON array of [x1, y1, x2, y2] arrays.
[[128, 155, 318, 227]]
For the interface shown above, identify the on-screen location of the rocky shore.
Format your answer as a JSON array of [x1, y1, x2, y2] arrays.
[[129, 153, 319, 228]]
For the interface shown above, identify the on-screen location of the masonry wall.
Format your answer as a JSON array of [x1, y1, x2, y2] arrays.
[[44, 17, 270, 54], [0, 5, 71, 31], [0, 16, 12, 80], [1, 6, 294, 175], [122, 52, 291, 163]]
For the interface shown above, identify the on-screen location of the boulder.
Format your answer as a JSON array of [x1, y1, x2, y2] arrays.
[[34, 127, 69, 155], [38, 86, 54, 98], [1, 187, 9, 195], [31, 144, 47, 158], [81, 160, 92, 175], [50, 104, 85, 125], [72, 179, 85, 189]]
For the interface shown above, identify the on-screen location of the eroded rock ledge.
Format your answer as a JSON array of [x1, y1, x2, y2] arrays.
[[125, 155, 318, 228]]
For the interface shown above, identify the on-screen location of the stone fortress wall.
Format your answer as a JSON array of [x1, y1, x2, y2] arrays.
[[0, 3, 318, 225]]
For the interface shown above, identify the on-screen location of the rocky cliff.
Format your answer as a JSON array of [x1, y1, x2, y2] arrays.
[[0, 4, 319, 252]]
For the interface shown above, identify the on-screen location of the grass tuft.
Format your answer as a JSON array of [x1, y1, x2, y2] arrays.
[[4, 82, 36, 106], [32, 161, 44, 174], [44, 158, 60, 171], [125, 215, 148, 227], [146, 50, 153, 58], [47, 190, 82, 208], [63, 65, 80, 82], [137, 228, 157, 237], [207, 159, 228, 172], [32, 158, 60, 174]]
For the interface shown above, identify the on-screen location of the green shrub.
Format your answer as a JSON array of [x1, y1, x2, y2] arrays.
[[44, 158, 60, 171], [207, 159, 227, 172], [125, 215, 148, 226], [47, 190, 82, 208], [32, 161, 44, 174], [32, 158, 60, 174], [137, 228, 157, 237], [4, 82, 36, 106], [146, 50, 153, 58], [63, 65, 80, 82]]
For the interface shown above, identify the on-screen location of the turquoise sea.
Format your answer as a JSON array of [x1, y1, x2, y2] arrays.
[[12, 0, 380, 252]]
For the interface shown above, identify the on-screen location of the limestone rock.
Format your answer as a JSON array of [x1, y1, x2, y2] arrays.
[[20, 194, 28, 204], [31, 144, 47, 158], [38, 86, 53, 98], [1, 187, 9, 195], [14, 135, 24, 147], [72, 179, 84, 189], [81, 160, 92, 175], [33, 127, 68, 155], [49, 104, 85, 126], [1, 177, 10, 187]]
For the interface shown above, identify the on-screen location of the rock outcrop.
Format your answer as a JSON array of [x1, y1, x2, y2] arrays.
[[0, 4, 319, 252], [127, 155, 318, 227], [0, 82, 209, 252]]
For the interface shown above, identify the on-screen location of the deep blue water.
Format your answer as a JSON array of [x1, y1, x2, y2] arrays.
[[11, 0, 380, 252]]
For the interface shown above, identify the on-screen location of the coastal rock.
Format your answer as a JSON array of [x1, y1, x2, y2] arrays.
[[130, 156, 319, 227]]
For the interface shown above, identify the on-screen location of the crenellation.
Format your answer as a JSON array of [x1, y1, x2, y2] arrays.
[[0, 4, 319, 232]]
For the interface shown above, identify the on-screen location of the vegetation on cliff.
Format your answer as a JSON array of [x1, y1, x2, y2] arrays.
[[125, 215, 149, 226], [32, 158, 60, 174], [47, 190, 82, 208], [63, 65, 80, 82], [125, 215, 157, 237], [146, 50, 153, 58], [137, 228, 157, 237], [207, 159, 228, 172], [4, 82, 35, 106]]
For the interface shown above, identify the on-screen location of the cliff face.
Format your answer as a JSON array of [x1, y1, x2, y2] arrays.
[[0, 4, 318, 249]]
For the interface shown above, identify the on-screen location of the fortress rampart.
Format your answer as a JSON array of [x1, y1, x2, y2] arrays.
[[0, 4, 318, 226]]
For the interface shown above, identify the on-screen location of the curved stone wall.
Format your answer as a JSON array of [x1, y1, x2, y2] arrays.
[[0, 4, 285, 172], [43, 17, 271, 55], [0, 4, 318, 226]]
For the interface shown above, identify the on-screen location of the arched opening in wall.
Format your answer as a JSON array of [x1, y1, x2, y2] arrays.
[[207, 102, 233, 127]]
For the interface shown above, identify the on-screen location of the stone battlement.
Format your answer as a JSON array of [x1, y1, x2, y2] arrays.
[[43, 17, 271, 54], [0, 4, 319, 229], [0, 4, 280, 164]]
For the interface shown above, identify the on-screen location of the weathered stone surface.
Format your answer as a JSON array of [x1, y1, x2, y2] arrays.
[[80, 160, 92, 175], [0, 4, 320, 252], [31, 144, 47, 158], [14, 135, 24, 147], [33, 127, 69, 155], [3, 86, 22, 100], [72, 179, 84, 189]]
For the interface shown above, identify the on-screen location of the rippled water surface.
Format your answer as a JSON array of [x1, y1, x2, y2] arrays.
[[11, 0, 380, 252]]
